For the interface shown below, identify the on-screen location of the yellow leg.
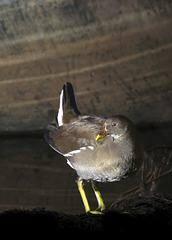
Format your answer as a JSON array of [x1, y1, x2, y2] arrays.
[[91, 181, 106, 212], [77, 178, 90, 213]]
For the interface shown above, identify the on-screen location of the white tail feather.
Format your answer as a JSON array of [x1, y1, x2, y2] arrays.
[[57, 89, 63, 126]]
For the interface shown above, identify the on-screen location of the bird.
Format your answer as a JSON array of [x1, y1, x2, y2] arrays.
[[44, 82, 144, 214]]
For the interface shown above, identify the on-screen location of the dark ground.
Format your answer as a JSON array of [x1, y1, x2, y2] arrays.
[[0, 196, 171, 238]]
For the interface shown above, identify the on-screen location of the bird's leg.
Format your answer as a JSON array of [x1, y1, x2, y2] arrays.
[[91, 180, 106, 212], [77, 178, 91, 213]]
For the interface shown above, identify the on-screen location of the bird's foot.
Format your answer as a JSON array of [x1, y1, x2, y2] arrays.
[[87, 207, 105, 215], [87, 210, 103, 215]]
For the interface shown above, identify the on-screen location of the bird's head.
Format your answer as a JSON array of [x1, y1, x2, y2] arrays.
[[96, 115, 133, 142]]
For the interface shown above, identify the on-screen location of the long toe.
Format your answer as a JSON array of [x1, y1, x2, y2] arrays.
[[87, 210, 103, 215]]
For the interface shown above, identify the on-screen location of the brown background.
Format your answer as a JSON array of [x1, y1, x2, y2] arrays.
[[0, 0, 172, 214]]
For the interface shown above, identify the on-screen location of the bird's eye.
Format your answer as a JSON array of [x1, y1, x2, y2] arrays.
[[112, 122, 116, 126]]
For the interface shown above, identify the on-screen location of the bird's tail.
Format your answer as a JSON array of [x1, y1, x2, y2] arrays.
[[57, 82, 80, 126]]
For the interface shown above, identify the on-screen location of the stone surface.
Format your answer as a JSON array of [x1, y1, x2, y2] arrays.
[[0, 0, 172, 132], [0, 196, 171, 237], [0, 0, 172, 217]]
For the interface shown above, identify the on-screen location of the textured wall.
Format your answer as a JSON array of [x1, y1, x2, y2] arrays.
[[0, 0, 172, 132], [0, 0, 172, 214]]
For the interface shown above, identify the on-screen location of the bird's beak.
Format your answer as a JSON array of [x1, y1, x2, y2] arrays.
[[96, 132, 107, 141], [96, 123, 108, 141]]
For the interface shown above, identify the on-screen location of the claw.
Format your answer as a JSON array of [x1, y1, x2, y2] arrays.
[[88, 210, 103, 215]]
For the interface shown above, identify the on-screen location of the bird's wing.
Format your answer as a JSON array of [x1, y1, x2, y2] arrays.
[[44, 116, 104, 156]]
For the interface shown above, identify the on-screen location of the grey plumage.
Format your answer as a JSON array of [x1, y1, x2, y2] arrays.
[[44, 82, 144, 182]]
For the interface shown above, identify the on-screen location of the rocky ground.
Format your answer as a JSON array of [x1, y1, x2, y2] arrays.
[[0, 196, 171, 238]]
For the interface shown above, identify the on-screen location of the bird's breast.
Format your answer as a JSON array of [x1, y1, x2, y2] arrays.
[[64, 141, 137, 182]]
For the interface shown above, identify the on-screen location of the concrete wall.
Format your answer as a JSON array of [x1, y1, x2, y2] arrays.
[[0, 0, 172, 214], [0, 0, 172, 132]]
